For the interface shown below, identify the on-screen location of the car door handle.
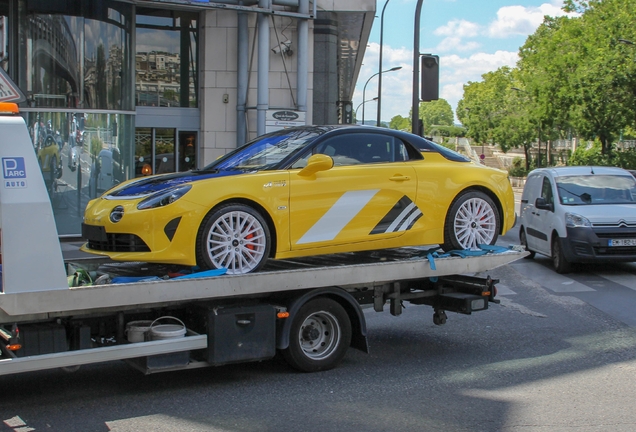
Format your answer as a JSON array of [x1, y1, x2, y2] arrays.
[[389, 175, 410, 182]]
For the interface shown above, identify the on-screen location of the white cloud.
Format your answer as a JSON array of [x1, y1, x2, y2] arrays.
[[434, 19, 481, 38], [437, 37, 481, 53], [487, 3, 577, 38], [354, 2, 578, 123]]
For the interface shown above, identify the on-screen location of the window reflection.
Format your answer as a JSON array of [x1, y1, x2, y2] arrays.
[[16, 0, 133, 111], [136, 9, 198, 107], [22, 110, 130, 235]]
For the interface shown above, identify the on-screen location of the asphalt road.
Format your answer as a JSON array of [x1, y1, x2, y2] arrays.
[[3, 189, 636, 431], [2, 259, 636, 431]]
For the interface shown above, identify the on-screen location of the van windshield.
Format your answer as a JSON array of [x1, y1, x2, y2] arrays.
[[556, 175, 636, 205]]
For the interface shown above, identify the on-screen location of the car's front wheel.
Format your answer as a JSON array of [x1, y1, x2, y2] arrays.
[[442, 190, 500, 251], [552, 235, 572, 274], [197, 203, 271, 275]]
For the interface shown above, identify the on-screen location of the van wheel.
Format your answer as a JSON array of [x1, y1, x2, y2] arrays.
[[442, 191, 500, 251], [552, 236, 571, 274], [519, 228, 535, 259], [282, 298, 352, 372]]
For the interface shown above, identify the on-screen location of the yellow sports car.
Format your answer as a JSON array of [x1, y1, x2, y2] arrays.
[[81, 125, 515, 274]]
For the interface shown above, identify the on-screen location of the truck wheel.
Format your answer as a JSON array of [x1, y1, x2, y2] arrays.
[[519, 228, 535, 259], [282, 298, 352, 372], [442, 191, 499, 251], [552, 236, 572, 274], [197, 203, 270, 275]]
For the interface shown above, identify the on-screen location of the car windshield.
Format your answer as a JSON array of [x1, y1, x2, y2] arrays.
[[202, 129, 321, 172], [556, 174, 636, 205]]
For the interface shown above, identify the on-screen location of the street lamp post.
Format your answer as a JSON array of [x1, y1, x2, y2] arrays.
[[362, 66, 402, 125], [376, 0, 393, 127], [355, 97, 379, 121]]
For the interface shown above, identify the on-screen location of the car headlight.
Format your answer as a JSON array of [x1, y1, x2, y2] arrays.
[[565, 212, 591, 228], [137, 185, 192, 210]]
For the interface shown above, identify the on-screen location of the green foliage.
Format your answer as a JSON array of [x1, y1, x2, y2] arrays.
[[507, 157, 529, 177], [429, 125, 466, 137], [388, 115, 410, 131], [569, 141, 636, 169], [90, 135, 103, 161], [518, 0, 636, 156], [418, 99, 454, 131]]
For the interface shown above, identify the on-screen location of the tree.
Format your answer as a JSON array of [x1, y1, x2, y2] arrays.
[[518, 1, 636, 157], [388, 115, 410, 131], [418, 99, 454, 133]]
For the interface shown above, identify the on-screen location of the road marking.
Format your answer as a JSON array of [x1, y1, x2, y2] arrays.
[[495, 284, 516, 296], [510, 260, 595, 292], [596, 272, 636, 291]]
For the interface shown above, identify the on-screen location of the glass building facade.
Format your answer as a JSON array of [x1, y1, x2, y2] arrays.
[[0, 0, 198, 235]]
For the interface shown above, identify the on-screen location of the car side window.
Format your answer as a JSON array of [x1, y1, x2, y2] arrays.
[[289, 133, 411, 169], [541, 177, 554, 205]]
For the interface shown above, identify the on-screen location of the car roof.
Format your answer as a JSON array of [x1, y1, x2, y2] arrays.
[[530, 166, 632, 178]]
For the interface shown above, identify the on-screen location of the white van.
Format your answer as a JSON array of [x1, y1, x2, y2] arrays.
[[518, 166, 636, 273]]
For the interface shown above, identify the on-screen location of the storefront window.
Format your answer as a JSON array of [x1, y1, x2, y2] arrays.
[[0, 0, 135, 236], [136, 9, 198, 107], [14, 0, 134, 111]]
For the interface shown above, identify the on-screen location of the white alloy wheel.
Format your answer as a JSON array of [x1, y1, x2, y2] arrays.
[[443, 191, 500, 251], [200, 205, 269, 274]]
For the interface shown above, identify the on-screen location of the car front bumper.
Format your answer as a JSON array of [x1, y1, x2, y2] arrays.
[[562, 226, 636, 263]]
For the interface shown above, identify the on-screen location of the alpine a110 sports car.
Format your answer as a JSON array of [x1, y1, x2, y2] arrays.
[[81, 125, 516, 274]]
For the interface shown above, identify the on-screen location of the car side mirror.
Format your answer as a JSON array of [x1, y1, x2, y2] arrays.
[[535, 197, 554, 212], [298, 154, 334, 176]]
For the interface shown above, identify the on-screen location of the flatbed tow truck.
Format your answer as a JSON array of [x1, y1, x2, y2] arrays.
[[0, 99, 526, 377]]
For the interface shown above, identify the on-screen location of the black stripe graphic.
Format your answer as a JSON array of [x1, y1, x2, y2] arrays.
[[370, 196, 421, 235]]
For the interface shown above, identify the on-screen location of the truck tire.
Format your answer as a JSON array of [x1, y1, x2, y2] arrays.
[[282, 298, 352, 372], [196, 203, 271, 275], [519, 228, 535, 259], [552, 235, 572, 274], [442, 190, 499, 251]]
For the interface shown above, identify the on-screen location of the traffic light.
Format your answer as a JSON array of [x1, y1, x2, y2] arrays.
[[421, 54, 439, 102], [338, 101, 353, 124]]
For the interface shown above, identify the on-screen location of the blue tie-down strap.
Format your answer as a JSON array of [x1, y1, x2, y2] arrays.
[[111, 276, 164, 284], [173, 268, 227, 279], [110, 268, 227, 284], [425, 244, 514, 269]]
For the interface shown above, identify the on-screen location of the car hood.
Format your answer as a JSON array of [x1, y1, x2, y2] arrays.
[[565, 203, 636, 224], [107, 170, 243, 197]]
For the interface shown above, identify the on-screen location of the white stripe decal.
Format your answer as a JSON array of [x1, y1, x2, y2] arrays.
[[386, 202, 417, 233], [398, 208, 423, 231], [297, 189, 380, 244]]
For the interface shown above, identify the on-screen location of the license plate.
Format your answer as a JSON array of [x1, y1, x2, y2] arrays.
[[609, 238, 636, 247]]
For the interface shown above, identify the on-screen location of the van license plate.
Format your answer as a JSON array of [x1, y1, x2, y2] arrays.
[[609, 239, 636, 247]]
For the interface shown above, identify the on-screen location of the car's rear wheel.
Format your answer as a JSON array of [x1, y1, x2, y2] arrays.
[[442, 191, 500, 251], [551, 235, 572, 274], [519, 228, 535, 259], [197, 203, 271, 274]]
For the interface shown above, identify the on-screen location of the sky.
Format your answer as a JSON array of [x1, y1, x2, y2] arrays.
[[352, 0, 578, 125]]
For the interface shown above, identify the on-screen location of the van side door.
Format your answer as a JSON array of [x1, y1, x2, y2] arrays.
[[529, 176, 556, 255]]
